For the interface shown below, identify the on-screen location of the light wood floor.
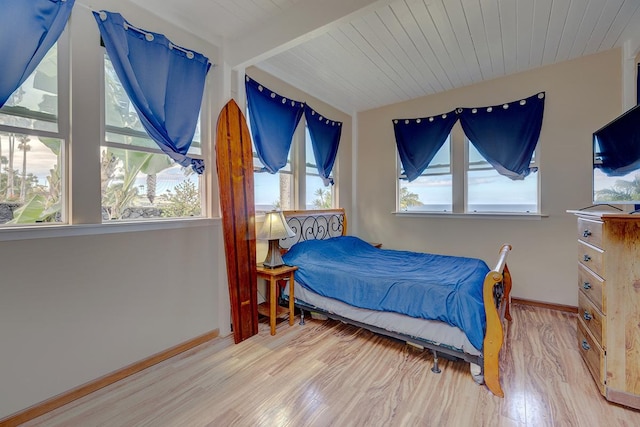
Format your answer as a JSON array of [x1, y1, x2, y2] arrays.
[[23, 304, 640, 426]]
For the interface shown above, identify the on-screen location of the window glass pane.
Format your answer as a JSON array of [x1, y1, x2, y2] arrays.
[[400, 174, 453, 212], [467, 140, 538, 213], [0, 132, 63, 224], [0, 44, 58, 133], [468, 142, 489, 170], [467, 169, 538, 213], [104, 54, 201, 156], [398, 137, 452, 212], [191, 116, 202, 153], [105, 131, 157, 150], [468, 142, 537, 170], [251, 147, 291, 173], [427, 137, 451, 174], [306, 175, 332, 209], [252, 155, 292, 174], [101, 147, 201, 220], [305, 127, 317, 174], [254, 171, 293, 212]]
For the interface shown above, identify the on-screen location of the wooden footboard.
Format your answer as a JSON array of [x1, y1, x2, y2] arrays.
[[482, 244, 513, 397]]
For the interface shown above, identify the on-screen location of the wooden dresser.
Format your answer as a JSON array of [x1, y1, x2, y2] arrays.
[[570, 210, 640, 410]]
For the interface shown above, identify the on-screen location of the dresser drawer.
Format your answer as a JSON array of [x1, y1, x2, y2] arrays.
[[578, 217, 603, 247], [578, 240, 604, 277], [578, 291, 605, 347], [578, 263, 605, 314], [578, 320, 605, 390]]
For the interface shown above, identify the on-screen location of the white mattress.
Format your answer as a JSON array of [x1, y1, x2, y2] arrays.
[[284, 282, 481, 357]]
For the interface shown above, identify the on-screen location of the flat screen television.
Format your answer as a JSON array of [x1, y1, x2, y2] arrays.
[[593, 104, 640, 207]]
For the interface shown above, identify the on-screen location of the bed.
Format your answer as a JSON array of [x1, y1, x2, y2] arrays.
[[277, 208, 512, 397]]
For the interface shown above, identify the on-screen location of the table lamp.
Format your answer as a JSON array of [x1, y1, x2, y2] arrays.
[[257, 210, 296, 268]]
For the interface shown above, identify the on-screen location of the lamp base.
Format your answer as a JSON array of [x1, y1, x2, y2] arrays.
[[262, 239, 285, 268]]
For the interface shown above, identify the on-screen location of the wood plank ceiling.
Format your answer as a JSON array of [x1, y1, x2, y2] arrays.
[[129, 0, 640, 114]]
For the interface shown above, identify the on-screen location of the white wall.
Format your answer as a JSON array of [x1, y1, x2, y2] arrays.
[[355, 49, 623, 307], [0, 224, 222, 418], [0, 1, 228, 419]]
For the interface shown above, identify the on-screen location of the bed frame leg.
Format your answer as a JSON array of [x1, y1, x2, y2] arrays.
[[431, 350, 441, 374], [299, 309, 305, 326]]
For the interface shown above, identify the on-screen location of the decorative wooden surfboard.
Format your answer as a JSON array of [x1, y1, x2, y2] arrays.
[[215, 99, 258, 344]]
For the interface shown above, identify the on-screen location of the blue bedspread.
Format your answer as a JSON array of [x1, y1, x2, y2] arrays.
[[282, 236, 490, 350]]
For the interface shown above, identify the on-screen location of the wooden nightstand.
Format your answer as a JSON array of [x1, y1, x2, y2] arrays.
[[256, 264, 298, 335]]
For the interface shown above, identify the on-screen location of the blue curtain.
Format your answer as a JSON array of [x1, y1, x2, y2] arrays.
[[0, 0, 74, 108], [245, 76, 304, 174], [304, 105, 342, 185], [393, 111, 458, 182], [459, 93, 545, 180], [94, 11, 210, 174]]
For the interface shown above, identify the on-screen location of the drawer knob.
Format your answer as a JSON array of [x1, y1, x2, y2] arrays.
[[583, 230, 592, 238], [583, 255, 591, 262], [581, 340, 591, 351], [583, 311, 593, 321], [583, 282, 592, 290]]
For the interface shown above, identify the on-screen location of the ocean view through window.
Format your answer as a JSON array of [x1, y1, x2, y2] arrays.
[[398, 130, 539, 214]]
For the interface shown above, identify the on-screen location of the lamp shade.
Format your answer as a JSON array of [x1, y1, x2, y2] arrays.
[[257, 210, 296, 241]]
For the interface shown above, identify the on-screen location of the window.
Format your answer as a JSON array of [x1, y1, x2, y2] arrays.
[[0, 43, 66, 225], [466, 141, 538, 213], [249, 110, 335, 213], [253, 149, 294, 212], [399, 137, 452, 212], [248, 108, 294, 212], [398, 127, 539, 214], [102, 54, 203, 221], [305, 126, 333, 209]]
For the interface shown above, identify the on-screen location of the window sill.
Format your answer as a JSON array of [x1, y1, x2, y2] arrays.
[[0, 217, 221, 242], [392, 211, 547, 220]]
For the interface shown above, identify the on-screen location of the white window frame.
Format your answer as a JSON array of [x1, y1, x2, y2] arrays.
[[0, 30, 70, 226], [0, 8, 217, 241]]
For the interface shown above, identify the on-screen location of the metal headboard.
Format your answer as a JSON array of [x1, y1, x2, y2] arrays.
[[280, 209, 347, 250]]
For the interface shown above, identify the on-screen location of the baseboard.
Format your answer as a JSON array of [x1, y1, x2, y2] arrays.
[[0, 329, 219, 427], [511, 297, 577, 313]]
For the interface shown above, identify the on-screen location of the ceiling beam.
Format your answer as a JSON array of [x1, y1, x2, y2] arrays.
[[226, 0, 396, 69]]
